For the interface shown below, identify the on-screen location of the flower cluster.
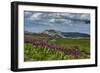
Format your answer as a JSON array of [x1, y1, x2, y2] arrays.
[[31, 41, 82, 56]]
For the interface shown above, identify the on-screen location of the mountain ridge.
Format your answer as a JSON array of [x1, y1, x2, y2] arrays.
[[25, 29, 90, 38]]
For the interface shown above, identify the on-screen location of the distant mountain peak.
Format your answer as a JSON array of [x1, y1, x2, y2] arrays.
[[42, 29, 90, 38]]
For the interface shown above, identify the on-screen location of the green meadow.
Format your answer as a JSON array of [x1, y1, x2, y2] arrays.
[[24, 38, 90, 61]]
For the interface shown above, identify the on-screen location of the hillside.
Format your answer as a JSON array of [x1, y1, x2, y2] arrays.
[[24, 29, 90, 43]]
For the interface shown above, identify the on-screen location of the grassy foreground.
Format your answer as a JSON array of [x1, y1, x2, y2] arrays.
[[24, 38, 90, 61]]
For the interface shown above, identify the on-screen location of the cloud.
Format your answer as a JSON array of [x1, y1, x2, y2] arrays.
[[24, 12, 31, 15], [49, 19, 55, 23], [24, 11, 90, 34], [24, 11, 33, 18], [29, 13, 43, 20], [79, 14, 90, 20], [24, 11, 90, 25]]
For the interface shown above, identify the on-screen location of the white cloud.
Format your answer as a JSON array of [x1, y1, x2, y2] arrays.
[[29, 13, 43, 20], [24, 12, 31, 15], [49, 19, 55, 23], [24, 12, 32, 17], [79, 15, 90, 20], [60, 13, 90, 20]]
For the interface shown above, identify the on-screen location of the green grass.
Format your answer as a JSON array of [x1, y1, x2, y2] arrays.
[[24, 38, 90, 61], [49, 38, 90, 54]]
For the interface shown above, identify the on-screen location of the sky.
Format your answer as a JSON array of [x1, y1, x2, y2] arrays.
[[24, 11, 90, 34]]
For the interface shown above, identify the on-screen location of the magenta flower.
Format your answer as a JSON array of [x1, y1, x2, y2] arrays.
[[31, 41, 82, 56]]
